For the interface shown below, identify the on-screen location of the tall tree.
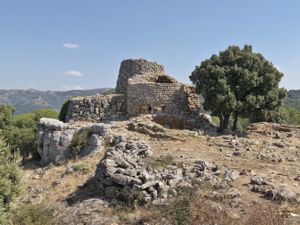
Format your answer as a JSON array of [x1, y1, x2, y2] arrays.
[[190, 45, 287, 132]]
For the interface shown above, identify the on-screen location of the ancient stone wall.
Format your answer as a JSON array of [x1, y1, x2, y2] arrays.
[[127, 82, 200, 116], [66, 94, 127, 122], [116, 59, 165, 95]]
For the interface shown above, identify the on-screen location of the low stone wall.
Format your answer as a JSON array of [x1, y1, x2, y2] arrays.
[[66, 94, 127, 123]]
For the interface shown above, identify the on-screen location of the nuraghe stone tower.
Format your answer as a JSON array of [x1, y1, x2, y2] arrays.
[[65, 58, 209, 129]]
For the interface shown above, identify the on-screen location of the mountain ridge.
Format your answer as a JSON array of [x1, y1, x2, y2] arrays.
[[0, 88, 111, 114]]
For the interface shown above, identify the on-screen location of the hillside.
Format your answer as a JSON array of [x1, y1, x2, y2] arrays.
[[0, 88, 111, 114], [15, 117, 300, 225], [285, 90, 300, 110]]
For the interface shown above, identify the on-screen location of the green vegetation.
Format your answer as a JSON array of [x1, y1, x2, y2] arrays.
[[72, 163, 90, 174], [0, 104, 58, 160], [103, 88, 116, 95], [0, 135, 21, 224], [168, 188, 192, 225], [69, 130, 91, 159], [190, 45, 287, 132], [284, 90, 300, 110], [11, 204, 55, 225], [59, 99, 70, 122], [281, 107, 300, 125]]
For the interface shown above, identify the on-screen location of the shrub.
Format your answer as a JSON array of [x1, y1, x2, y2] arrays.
[[0, 105, 15, 130], [72, 163, 90, 174], [11, 204, 55, 225], [0, 135, 21, 224], [168, 189, 192, 225], [69, 130, 90, 159], [59, 100, 71, 122]]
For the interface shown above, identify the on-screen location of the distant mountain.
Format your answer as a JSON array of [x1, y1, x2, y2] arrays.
[[0, 88, 111, 114], [284, 90, 300, 110]]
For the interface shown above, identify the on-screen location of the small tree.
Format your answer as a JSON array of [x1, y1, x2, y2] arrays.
[[190, 45, 287, 132]]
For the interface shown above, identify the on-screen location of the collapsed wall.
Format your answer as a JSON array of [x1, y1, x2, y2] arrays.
[[94, 136, 237, 204]]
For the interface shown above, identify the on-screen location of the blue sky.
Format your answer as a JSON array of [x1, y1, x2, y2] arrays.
[[0, 0, 300, 90]]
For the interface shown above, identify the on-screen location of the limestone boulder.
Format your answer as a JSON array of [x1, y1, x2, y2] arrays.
[[37, 118, 110, 166]]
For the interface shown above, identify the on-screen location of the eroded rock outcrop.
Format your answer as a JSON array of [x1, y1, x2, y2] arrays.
[[37, 118, 110, 165]]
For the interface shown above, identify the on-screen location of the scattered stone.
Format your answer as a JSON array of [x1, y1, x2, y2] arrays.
[[265, 188, 300, 203], [250, 176, 269, 185], [94, 137, 231, 204], [294, 176, 300, 181], [273, 142, 285, 148]]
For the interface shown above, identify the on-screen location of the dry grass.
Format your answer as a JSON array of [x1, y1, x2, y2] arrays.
[[14, 151, 105, 206], [135, 189, 288, 225], [146, 154, 176, 169]]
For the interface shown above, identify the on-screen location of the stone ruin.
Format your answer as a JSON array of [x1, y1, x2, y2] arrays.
[[93, 135, 239, 205], [66, 58, 211, 129]]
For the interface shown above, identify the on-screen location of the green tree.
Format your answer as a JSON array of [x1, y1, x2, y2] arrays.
[[0, 105, 15, 130], [0, 106, 58, 160], [190, 45, 287, 132], [0, 135, 21, 224]]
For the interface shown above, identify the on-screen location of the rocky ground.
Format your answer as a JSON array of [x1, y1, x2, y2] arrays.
[[14, 116, 300, 225]]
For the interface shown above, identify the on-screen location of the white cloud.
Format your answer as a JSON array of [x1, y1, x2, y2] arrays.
[[60, 85, 84, 91], [62, 42, 80, 49], [64, 70, 83, 77]]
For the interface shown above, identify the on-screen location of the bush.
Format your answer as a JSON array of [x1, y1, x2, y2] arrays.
[[59, 100, 71, 122], [69, 130, 90, 159], [13, 113, 36, 129], [0, 135, 21, 224], [11, 204, 55, 225]]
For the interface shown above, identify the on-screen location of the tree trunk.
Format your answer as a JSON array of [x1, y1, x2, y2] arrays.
[[232, 113, 239, 131], [218, 113, 230, 133]]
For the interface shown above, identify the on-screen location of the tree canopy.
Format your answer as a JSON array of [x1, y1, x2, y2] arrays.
[[190, 45, 287, 132]]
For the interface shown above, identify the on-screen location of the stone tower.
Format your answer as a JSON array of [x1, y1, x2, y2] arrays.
[[115, 58, 165, 95]]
